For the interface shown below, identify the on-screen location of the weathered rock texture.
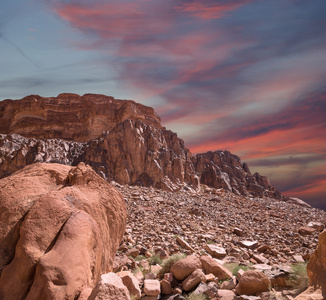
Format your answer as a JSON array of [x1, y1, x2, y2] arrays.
[[0, 93, 282, 198], [192, 151, 282, 199], [296, 229, 326, 299], [0, 162, 127, 300], [0, 93, 161, 141], [0, 133, 85, 178], [82, 119, 199, 191]]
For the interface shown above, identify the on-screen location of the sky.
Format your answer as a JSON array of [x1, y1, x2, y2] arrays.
[[1, 0, 325, 208]]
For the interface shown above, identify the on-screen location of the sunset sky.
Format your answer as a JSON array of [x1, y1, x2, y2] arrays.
[[1, 0, 325, 208]]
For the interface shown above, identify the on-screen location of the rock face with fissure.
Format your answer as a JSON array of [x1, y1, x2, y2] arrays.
[[0, 93, 283, 198], [0, 162, 127, 300]]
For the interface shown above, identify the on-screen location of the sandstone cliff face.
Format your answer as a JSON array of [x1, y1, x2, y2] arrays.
[[0, 93, 283, 198], [0, 162, 127, 300], [0, 93, 161, 141], [82, 119, 199, 191]]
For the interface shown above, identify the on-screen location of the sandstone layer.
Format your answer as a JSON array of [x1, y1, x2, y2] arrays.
[[0, 93, 161, 141], [0, 162, 127, 300]]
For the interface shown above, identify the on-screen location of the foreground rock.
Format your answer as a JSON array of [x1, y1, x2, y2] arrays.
[[170, 255, 202, 281], [0, 162, 127, 300], [296, 229, 326, 299], [235, 270, 271, 296], [89, 273, 130, 300]]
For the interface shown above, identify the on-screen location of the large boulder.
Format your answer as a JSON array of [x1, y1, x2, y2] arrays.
[[88, 273, 130, 300], [182, 269, 206, 292], [0, 162, 127, 300], [170, 255, 202, 281], [235, 270, 271, 296], [200, 255, 232, 281]]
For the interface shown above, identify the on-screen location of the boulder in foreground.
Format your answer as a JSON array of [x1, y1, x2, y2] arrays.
[[0, 162, 127, 300], [295, 229, 326, 299]]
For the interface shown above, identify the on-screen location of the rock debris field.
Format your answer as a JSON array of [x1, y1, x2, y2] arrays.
[[116, 184, 325, 264]]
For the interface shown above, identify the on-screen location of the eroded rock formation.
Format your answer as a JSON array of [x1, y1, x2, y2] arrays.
[[0, 93, 161, 141], [192, 151, 282, 199], [0, 93, 282, 198], [82, 119, 199, 191], [0, 162, 127, 300]]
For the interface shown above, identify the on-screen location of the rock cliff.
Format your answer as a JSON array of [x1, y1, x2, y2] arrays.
[[192, 151, 282, 199], [0, 93, 282, 198], [0, 93, 161, 141]]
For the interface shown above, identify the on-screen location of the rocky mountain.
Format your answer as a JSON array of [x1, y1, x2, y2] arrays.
[[0, 93, 283, 200]]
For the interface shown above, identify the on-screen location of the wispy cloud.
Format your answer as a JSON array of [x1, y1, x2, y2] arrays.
[[175, 0, 253, 19]]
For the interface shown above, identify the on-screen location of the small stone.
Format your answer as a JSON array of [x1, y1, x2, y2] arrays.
[[239, 240, 259, 249], [257, 245, 271, 253], [164, 272, 174, 283], [161, 279, 173, 295], [298, 227, 316, 236], [233, 227, 244, 236], [293, 255, 305, 263], [144, 279, 161, 296], [307, 222, 324, 232], [205, 273, 216, 282], [176, 236, 195, 252], [205, 244, 227, 258], [218, 289, 236, 300]]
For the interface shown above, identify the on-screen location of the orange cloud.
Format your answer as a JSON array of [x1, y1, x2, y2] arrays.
[[283, 176, 326, 203]]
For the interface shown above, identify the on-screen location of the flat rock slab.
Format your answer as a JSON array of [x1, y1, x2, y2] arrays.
[[239, 240, 259, 249]]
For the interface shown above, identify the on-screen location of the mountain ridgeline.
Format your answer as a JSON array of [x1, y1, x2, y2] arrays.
[[0, 93, 281, 199]]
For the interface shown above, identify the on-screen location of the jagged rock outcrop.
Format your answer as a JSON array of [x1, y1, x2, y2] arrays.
[[0, 162, 127, 300], [0, 93, 161, 141], [82, 119, 199, 191], [0, 133, 85, 178], [192, 151, 282, 199], [0, 93, 282, 198]]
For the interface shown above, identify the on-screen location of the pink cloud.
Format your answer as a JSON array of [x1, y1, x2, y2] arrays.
[[175, 0, 253, 19], [55, 1, 173, 41]]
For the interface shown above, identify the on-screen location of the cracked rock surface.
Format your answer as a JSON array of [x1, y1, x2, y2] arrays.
[[0, 162, 127, 300]]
